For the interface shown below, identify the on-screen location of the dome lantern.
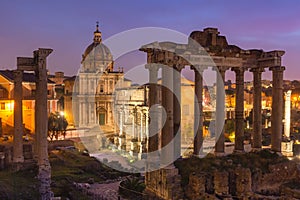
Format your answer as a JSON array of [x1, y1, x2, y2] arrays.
[[94, 21, 102, 43]]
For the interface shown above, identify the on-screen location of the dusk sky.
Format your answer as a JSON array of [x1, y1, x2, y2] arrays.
[[1, 0, 300, 82]]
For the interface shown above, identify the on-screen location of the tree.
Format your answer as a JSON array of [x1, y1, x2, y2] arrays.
[[48, 112, 68, 141]]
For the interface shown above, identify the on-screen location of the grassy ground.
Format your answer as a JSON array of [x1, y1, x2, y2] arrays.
[[0, 166, 39, 199], [0, 149, 130, 200]]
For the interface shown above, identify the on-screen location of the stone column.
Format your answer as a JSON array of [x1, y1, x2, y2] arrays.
[[191, 65, 206, 155], [13, 70, 24, 163], [284, 90, 292, 139], [145, 64, 160, 154], [161, 65, 174, 166], [214, 66, 226, 155], [34, 48, 53, 199], [119, 108, 123, 136], [173, 65, 183, 160], [140, 110, 144, 142], [250, 67, 264, 149], [232, 67, 245, 152], [145, 109, 149, 140], [0, 118, 2, 137], [270, 66, 285, 152]]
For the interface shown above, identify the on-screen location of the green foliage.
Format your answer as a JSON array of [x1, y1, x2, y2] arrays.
[[225, 119, 235, 134], [48, 112, 68, 141], [121, 176, 145, 193]]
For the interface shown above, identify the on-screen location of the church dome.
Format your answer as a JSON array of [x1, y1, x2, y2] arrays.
[[82, 42, 112, 63], [81, 23, 114, 72]]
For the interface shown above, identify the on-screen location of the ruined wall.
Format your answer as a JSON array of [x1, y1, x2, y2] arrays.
[[184, 162, 300, 199]]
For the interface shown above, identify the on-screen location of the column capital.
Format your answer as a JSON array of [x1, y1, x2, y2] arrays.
[[145, 63, 160, 71], [269, 66, 285, 72], [13, 70, 23, 82], [190, 65, 208, 73], [250, 67, 265, 73]]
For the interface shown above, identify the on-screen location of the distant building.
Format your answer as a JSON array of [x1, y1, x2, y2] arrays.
[[0, 70, 57, 132], [70, 23, 124, 133]]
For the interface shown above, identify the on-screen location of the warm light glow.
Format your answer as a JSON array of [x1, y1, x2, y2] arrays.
[[60, 111, 64, 116], [6, 101, 14, 111]]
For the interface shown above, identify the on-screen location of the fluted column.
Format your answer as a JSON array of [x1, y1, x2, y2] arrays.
[[13, 70, 24, 163], [173, 65, 183, 160], [270, 66, 285, 152], [191, 65, 206, 155], [250, 67, 264, 149], [145, 64, 160, 153], [214, 66, 227, 155], [232, 67, 245, 152]]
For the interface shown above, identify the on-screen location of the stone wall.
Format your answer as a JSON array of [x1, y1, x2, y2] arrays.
[[145, 167, 183, 200], [184, 162, 300, 199]]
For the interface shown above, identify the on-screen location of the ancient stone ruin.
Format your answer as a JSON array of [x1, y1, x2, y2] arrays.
[[14, 48, 53, 199], [140, 27, 289, 199]]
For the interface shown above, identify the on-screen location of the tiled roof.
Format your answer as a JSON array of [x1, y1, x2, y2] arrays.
[[0, 70, 55, 84]]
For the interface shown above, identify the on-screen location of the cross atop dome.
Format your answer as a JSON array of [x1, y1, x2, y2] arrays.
[[94, 21, 102, 43]]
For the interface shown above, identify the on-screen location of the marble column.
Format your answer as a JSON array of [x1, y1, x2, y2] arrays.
[[215, 66, 226, 155], [173, 65, 183, 160], [191, 65, 206, 155], [145, 64, 160, 154], [13, 70, 24, 163], [232, 67, 245, 152], [161, 65, 174, 166], [250, 67, 264, 149], [284, 90, 291, 139], [270, 66, 285, 152]]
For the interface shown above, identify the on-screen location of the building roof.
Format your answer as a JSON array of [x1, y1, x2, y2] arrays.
[[63, 76, 77, 82], [0, 70, 55, 84]]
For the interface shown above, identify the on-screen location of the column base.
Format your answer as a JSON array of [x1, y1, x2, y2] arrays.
[[146, 155, 160, 172], [251, 147, 262, 152], [281, 141, 293, 157], [13, 156, 24, 164], [233, 149, 245, 154], [192, 153, 206, 158], [12, 160, 24, 172], [214, 152, 226, 157]]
